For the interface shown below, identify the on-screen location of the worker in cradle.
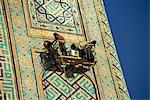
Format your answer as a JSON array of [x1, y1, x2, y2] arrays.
[[71, 40, 96, 62], [53, 33, 67, 55], [40, 41, 59, 69]]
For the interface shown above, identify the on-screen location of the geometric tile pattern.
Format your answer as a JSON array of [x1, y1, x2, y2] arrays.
[[28, 0, 84, 34], [32, 52, 98, 100], [35, 0, 75, 26], [0, 0, 130, 100], [42, 68, 97, 100], [95, 0, 130, 99], [0, 1, 17, 100]]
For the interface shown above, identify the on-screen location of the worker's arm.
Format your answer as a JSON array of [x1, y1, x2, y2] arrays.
[[35, 48, 47, 53]]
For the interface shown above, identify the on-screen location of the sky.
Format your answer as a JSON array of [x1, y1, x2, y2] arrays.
[[103, 0, 149, 99]]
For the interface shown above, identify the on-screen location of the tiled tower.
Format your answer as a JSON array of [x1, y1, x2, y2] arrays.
[[0, 0, 130, 100]]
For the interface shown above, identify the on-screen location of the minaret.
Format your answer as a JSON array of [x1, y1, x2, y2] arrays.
[[0, 0, 130, 100], [95, 0, 130, 99]]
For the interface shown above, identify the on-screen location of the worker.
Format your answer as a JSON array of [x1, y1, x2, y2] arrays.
[[40, 41, 58, 69], [71, 40, 96, 62], [53, 33, 67, 55]]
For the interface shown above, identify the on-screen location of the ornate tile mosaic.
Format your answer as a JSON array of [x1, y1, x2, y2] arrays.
[[29, 0, 83, 34], [23, 0, 85, 42], [0, 1, 17, 99], [0, 0, 130, 100]]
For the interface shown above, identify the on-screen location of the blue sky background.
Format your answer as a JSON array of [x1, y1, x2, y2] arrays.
[[103, 0, 149, 99]]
